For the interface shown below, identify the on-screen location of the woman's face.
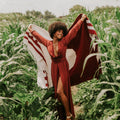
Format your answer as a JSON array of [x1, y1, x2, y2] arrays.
[[53, 30, 63, 40]]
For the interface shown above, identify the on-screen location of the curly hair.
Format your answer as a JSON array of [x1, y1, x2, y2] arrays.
[[48, 21, 68, 39]]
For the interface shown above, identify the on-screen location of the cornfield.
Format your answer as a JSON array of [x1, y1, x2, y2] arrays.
[[0, 7, 120, 120]]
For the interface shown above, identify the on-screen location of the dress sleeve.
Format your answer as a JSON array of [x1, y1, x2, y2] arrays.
[[63, 19, 83, 45], [31, 30, 49, 47]]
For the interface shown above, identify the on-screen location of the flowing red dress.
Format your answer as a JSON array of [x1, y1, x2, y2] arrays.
[[31, 20, 83, 118]]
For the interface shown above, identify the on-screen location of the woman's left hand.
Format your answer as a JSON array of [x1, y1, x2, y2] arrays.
[[81, 14, 87, 21]]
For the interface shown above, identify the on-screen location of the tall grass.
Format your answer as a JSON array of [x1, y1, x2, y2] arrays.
[[0, 21, 58, 120], [68, 8, 120, 120], [0, 7, 120, 120]]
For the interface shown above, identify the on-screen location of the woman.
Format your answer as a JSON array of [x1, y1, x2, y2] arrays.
[[28, 14, 87, 120]]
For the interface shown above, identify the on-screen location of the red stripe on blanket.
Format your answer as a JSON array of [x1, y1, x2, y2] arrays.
[[26, 32, 43, 53], [24, 36, 28, 40], [87, 23, 93, 26], [88, 29, 97, 35], [24, 36, 47, 64]]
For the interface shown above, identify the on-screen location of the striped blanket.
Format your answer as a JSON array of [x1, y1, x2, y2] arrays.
[[23, 14, 101, 89]]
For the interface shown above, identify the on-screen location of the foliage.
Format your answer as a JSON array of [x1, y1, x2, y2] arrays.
[[26, 10, 43, 19], [44, 10, 56, 20], [69, 5, 86, 14], [68, 7, 120, 120], [0, 6, 120, 120], [0, 21, 58, 120]]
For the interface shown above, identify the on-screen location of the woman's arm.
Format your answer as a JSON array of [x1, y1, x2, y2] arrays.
[[64, 14, 87, 45], [28, 25, 49, 47]]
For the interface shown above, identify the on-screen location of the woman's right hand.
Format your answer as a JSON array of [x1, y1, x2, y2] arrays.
[[28, 24, 33, 33], [81, 14, 87, 21]]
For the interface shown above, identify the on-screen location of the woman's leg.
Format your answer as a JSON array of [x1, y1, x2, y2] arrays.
[[57, 77, 71, 117]]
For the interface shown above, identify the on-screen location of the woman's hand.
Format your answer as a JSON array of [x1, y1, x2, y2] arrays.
[[81, 14, 87, 21], [28, 24, 33, 33]]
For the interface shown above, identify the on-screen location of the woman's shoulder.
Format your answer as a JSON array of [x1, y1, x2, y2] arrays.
[[47, 40, 53, 46], [59, 36, 68, 46]]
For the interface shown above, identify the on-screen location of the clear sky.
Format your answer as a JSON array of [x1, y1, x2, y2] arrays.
[[0, 0, 120, 16]]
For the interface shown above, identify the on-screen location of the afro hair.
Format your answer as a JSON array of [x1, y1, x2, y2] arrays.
[[48, 21, 68, 39]]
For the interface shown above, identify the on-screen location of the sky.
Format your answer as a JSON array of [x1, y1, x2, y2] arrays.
[[0, 0, 120, 17]]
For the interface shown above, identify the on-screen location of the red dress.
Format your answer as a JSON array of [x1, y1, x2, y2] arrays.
[[31, 20, 83, 118]]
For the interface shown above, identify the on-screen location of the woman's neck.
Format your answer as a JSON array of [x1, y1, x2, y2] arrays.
[[53, 37, 58, 44]]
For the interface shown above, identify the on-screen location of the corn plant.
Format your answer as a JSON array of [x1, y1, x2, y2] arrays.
[[0, 7, 120, 120]]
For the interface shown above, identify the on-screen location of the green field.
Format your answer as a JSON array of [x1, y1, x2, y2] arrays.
[[0, 6, 120, 120]]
